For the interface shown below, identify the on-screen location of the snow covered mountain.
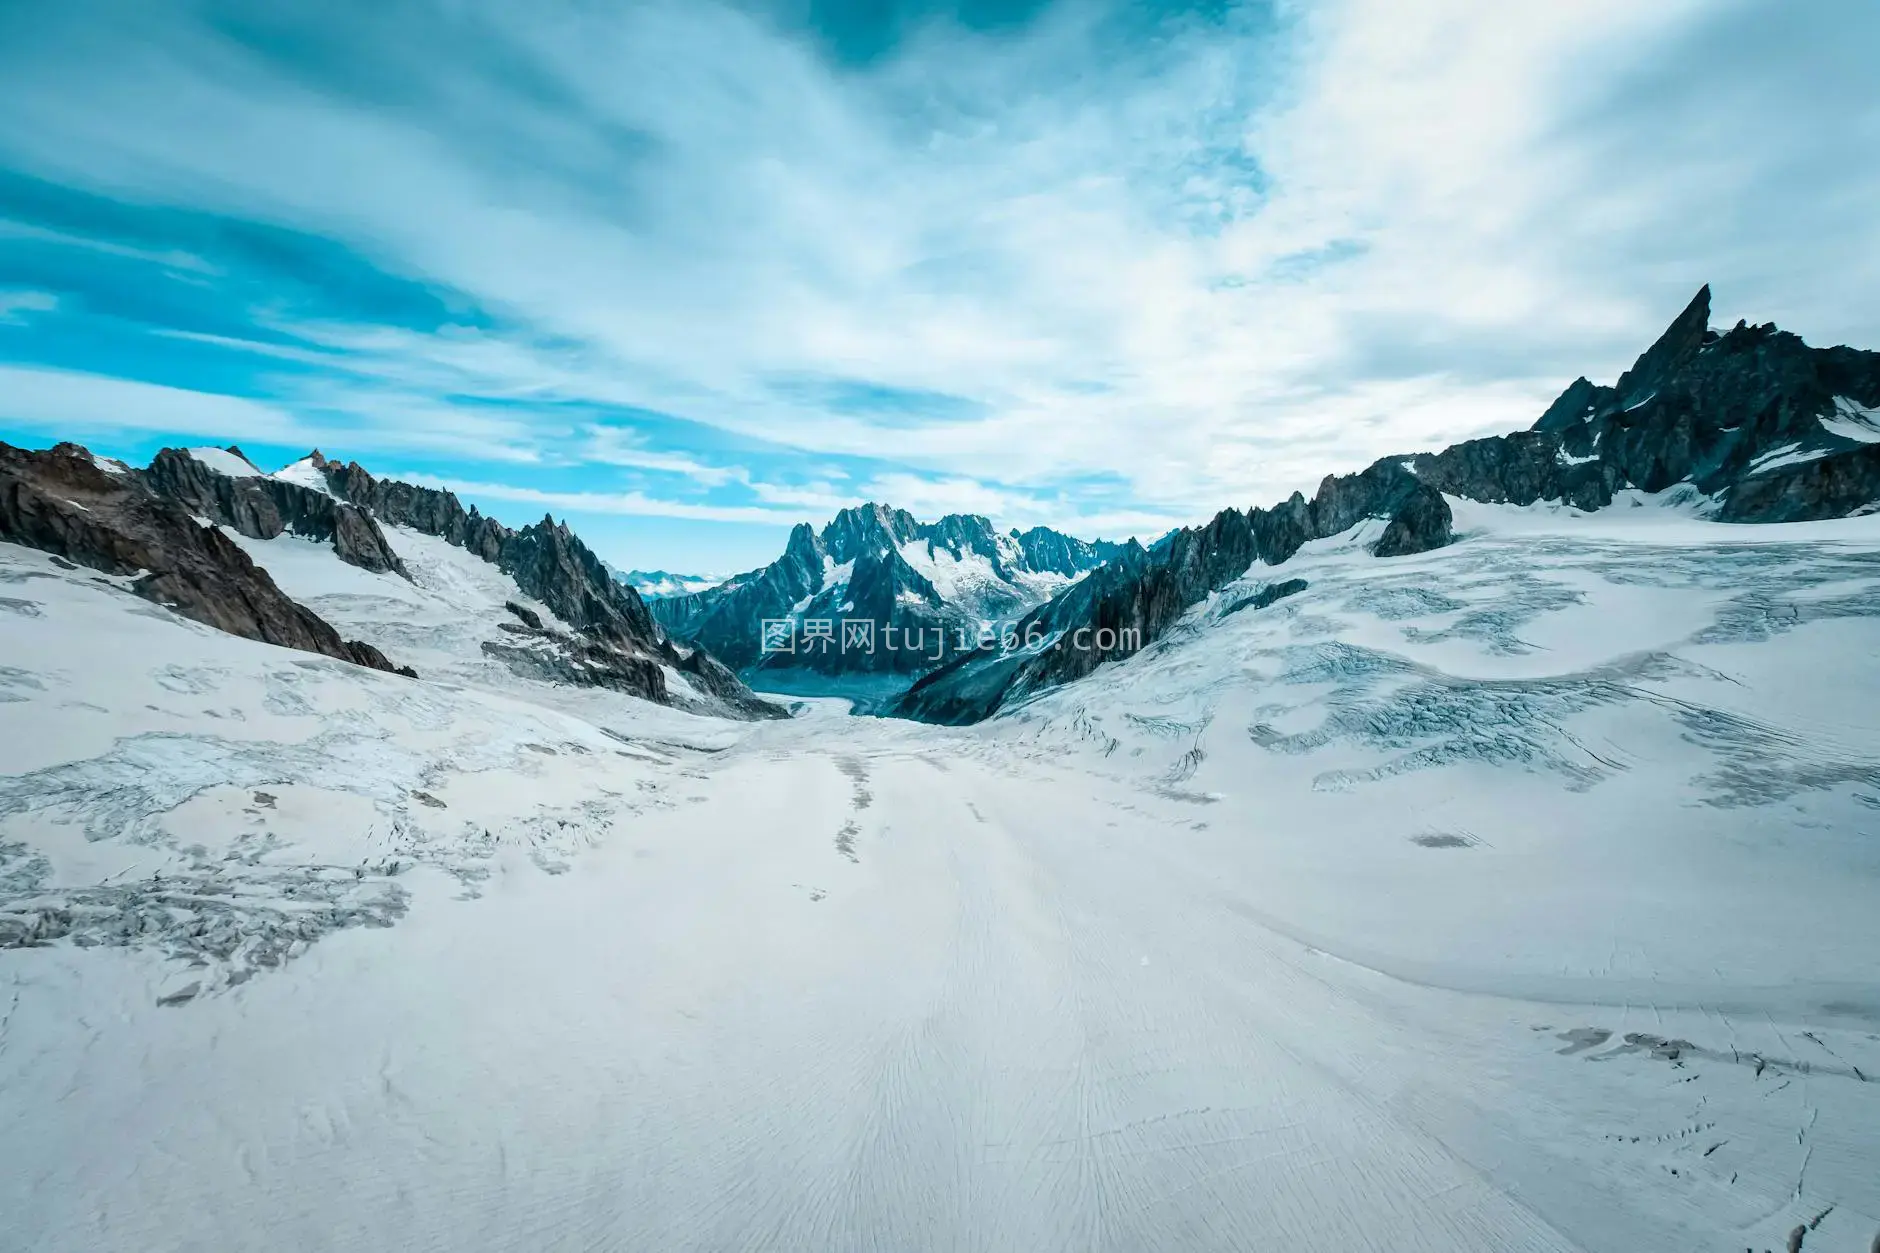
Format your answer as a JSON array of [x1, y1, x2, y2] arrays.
[[900, 285, 1880, 723], [650, 504, 1124, 699], [0, 441, 782, 721]]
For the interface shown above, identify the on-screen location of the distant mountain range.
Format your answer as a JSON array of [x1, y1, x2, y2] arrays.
[[647, 504, 1127, 699]]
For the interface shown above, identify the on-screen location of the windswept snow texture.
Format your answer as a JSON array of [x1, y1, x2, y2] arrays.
[[4, 500, 1880, 1253], [270, 455, 335, 496]]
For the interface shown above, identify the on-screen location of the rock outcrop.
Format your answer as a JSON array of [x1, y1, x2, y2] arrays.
[[0, 442, 412, 676], [897, 509, 1265, 725], [1224, 578, 1308, 615], [3, 442, 782, 718], [1718, 443, 1880, 523], [143, 448, 406, 575], [1373, 483, 1454, 557]]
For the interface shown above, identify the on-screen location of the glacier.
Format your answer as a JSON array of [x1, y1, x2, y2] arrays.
[[2, 495, 1878, 1252]]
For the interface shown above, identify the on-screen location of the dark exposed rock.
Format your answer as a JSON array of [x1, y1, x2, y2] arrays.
[[480, 638, 666, 701], [674, 643, 792, 720], [822, 503, 920, 562], [1719, 444, 1880, 522], [318, 457, 660, 650], [142, 448, 405, 575], [899, 507, 1267, 725], [1011, 525, 1125, 576], [1225, 578, 1308, 615], [1373, 483, 1454, 557], [1532, 376, 1602, 433], [912, 512, 1007, 570], [761, 541, 955, 678], [0, 442, 413, 676], [317, 452, 512, 562], [1614, 285, 1712, 407], [6, 440, 779, 716]]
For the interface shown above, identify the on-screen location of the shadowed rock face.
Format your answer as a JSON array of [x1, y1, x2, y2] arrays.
[[143, 449, 405, 575], [1013, 526, 1127, 577], [1374, 483, 1454, 558], [317, 453, 512, 562], [896, 286, 1880, 724], [897, 508, 1267, 725], [0, 442, 411, 676], [1721, 444, 1880, 523], [314, 455, 669, 652]]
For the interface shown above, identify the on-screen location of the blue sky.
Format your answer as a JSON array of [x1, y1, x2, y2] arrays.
[[0, 0, 1875, 574]]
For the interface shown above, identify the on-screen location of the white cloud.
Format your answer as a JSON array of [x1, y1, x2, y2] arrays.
[[0, 365, 540, 466], [0, 0, 1873, 554], [409, 476, 799, 526], [0, 364, 311, 443], [0, 288, 59, 323], [578, 425, 740, 484]]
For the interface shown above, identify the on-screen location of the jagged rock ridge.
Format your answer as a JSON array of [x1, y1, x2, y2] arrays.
[[144, 447, 406, 575], [896, 286, 1880, 724], [307, 453, 783, 719], [0, 443, 411, 676], [0, 442, 782, 719]]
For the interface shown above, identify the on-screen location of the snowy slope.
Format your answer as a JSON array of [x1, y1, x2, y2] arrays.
[[212, 523, 734, 721], [183, 445, 261, 477], [2, 497, 1878, 1252], [270, 453, 335, 495], [896, 532, 1080, 620]]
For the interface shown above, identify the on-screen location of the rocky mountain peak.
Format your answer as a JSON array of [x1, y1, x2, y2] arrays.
[[822, 502, 921, 562], [1532, 376, 1600, 433], [1614, 283, 1712, 406], [1009, 524, 1117, 577], [143, 446, 405, 576], [782, 520, 826, 568]]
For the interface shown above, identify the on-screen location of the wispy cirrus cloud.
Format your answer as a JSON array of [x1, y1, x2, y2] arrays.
[[0, 0, 1874, 570], [0, 288, 57, 323]]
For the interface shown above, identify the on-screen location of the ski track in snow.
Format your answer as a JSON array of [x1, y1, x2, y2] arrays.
[[3, 502, 1880, 1252]]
